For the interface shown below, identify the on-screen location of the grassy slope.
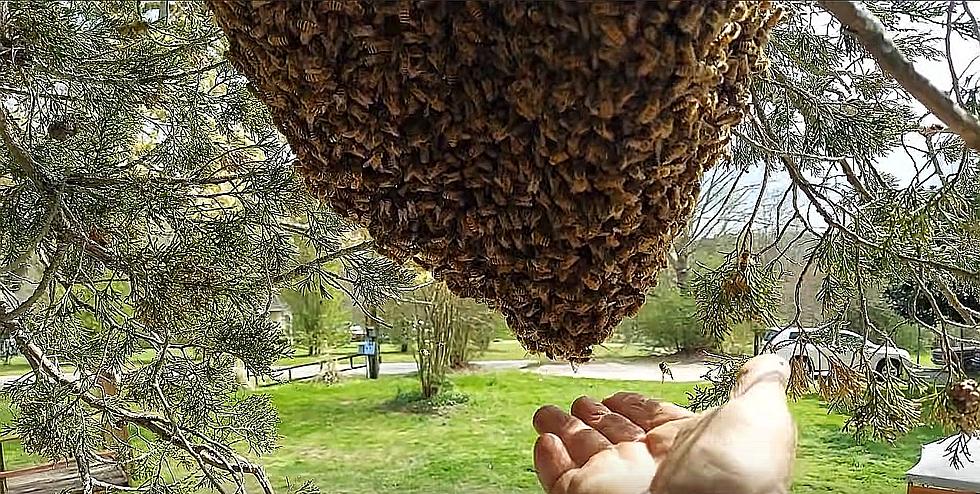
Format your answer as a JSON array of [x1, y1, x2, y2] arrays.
[[262, 372, 940, 494]]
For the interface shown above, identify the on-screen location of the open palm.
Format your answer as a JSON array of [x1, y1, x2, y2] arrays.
[[533, 392, 696, 494], [532, 354, 796, 494]]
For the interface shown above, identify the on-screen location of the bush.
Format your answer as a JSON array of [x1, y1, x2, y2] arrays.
[[385, 386, 469, 414], [618, 285, 712, 354]]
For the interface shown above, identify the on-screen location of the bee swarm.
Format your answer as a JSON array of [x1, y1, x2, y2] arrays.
[[949, 379, 980, 432], [209, 1, 781, 361]]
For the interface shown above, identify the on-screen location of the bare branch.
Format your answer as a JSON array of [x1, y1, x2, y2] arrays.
[[946, 1, 965, 107], [819, 0, 980, 150]]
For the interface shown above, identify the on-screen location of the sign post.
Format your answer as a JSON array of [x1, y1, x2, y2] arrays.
[[365, 306, 380, 379]]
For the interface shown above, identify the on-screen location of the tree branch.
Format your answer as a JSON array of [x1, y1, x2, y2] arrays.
[[0, 108, 38, 179], [272, 240, 376, 284], [0, 190, 62, 274], [819, 0, 980, 150], [0, 244, 67, 322], [2, 323, 276, 494], [750, 101, 980, 280]]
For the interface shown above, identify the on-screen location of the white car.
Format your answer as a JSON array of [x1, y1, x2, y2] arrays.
[[761, 327, 912, 378]]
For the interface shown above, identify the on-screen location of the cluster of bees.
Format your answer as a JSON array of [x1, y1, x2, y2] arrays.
[[210, 0, 781, 361], [949, 379, 980, 432]]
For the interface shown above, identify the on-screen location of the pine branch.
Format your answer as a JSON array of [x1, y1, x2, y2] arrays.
[[751, 102, 980, 281], [0, 244, 67, 322], [819, 0, 980, 150], [0, 108, 38, 179], [0, 190, 62, 274], [272, 240, 376, 284], [3, 322, 276, 494]]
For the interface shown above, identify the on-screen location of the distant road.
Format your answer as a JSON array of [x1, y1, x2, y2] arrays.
[[335, 359, 711, 383]]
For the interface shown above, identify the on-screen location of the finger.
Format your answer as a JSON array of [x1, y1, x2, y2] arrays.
[[534, 433, 575, 493], [602, 392, 694, 431], [570, 396, 645, 443], [533, 405, 612, 466]]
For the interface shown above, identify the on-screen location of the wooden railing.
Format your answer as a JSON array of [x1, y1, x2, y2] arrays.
[[0, 436, 127, 494], [247, 353, 367, 387]]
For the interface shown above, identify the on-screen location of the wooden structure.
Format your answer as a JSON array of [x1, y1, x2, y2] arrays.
[[0, 436, 128, 494], [907, 436, 980, 494], [247, 353, 368, 387]]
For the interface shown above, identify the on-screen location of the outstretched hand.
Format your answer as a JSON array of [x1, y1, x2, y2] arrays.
[[532, 354, 797, 494], [533, 392, 695, 494]]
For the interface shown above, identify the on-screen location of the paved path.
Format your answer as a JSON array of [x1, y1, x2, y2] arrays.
[[335, 359, 532, 378], [532, 360, 709, 382], [335, 358, 710, 382]]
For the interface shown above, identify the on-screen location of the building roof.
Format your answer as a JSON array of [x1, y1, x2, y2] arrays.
[[906, 435, 980, 491]]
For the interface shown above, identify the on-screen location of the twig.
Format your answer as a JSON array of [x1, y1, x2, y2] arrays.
[[946, 1, 965, 107], [750, 101, 980, 280], [272, 240, 375, 284], [0, 190, 63, 274], [0, 244, 67, 322], [0, 108, 38, 178], [819, 0, 980, 151]]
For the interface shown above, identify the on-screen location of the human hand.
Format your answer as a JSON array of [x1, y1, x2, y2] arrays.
[[532, 354, 796, 494]]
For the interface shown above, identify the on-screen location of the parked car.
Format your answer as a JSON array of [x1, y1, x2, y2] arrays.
[[931, 345, 980, 374], [761, 327, 912, 378]]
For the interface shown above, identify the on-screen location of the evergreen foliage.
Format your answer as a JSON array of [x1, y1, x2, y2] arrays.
[[0, 2, 412, 493]]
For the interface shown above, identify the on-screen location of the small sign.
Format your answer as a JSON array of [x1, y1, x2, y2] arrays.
[[358, 341, 377, 356]]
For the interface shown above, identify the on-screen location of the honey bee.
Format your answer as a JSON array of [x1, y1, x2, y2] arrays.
[[598, 20, 626, 47], [466, 1, 483, 20]]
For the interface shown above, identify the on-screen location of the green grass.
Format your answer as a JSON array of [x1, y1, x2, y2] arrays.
[[0, 365, 940, 493], [0, 398, 44, 470], [0, 349, 166, 377], [259, 371, 940, 494], [0, 356, 33, 377]]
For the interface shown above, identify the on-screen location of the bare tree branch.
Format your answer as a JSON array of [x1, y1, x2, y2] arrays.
[[819, 0, 980, 150]]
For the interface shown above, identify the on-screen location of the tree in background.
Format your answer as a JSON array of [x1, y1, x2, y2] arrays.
[[411, 283, 454, 399], [618, 282, 711, 355], [885, 279, 980, 329], [280, 288, 350, 357], [0, 3, 412, 494], [670, 167, 755, 292], [383, 266, 503, 365]]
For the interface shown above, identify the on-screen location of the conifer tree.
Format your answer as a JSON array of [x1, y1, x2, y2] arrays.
[[0, 3, 412, 493]]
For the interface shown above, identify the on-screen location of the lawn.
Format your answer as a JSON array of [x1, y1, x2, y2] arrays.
[[0, 369, 942, 493], [0, 357, 32, 377], [258, 371, 941, 494]]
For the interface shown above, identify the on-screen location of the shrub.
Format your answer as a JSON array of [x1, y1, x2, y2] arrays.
[[619, 285, 712, 354]]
